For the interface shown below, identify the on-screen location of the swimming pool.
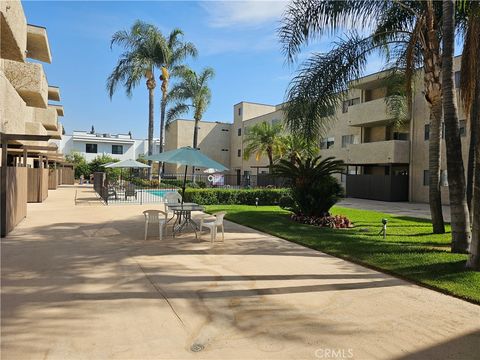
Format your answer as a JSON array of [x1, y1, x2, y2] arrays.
[[145, 189, 178, 198]]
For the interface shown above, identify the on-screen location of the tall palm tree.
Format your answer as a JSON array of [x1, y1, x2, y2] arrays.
[[442, 0, 471, 253], [461, 1, 480, 269], [279, 0, 448, 233], [243, 121, 284, 168], [166, 66, 215, 174], [158, 29, 197, 176], [107, 20, 166, 174]]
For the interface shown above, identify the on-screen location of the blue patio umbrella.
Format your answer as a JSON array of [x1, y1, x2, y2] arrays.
[[145, 147, 228, 202]]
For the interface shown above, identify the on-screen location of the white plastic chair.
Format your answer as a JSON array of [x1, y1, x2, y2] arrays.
[[199, 212, 226, 243], [164, 192, 182, 223], [143, 210, 166, 241]]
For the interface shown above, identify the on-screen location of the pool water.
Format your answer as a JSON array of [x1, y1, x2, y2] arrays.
[[146, 189, 178, 198]]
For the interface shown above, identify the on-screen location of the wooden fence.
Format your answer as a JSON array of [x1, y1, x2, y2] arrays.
[[48, 169, 58, 190], [2, 167, 28, 236], [27, 168, 49, 203], [61, 167, 74, 185]]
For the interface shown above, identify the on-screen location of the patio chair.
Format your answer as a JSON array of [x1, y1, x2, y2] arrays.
[[199, 211, 226, 243], [164, 192, 182, 223], [143, 210, 166, 241], [125, 184, 137, 200], [107, 187, 118, 200]]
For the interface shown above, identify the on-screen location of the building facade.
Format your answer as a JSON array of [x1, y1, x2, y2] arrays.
[[161, 56, 468, 204], [1, 0, 67, 236], [59, 130, 147, 162]]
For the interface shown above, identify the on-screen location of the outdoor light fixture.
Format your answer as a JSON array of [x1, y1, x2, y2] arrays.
[[379, 218, 388, 238], [255, 197, 259, 207]]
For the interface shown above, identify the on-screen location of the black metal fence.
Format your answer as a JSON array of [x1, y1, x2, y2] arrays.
[[92, 172, 287, 205]]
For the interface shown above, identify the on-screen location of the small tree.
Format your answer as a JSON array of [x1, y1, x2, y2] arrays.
[[65, 151, 89, 179], [272, 155, 344, 217], [243, 121, 284, 167], [89, 155, 121, 181]]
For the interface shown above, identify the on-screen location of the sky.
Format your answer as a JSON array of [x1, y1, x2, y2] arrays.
[[22, 1, 391, 139]]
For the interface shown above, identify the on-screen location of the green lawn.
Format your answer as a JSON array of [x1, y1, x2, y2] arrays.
[[205, 205, 480, 304]]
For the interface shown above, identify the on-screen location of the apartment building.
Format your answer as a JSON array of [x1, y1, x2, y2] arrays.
[[1, 0, 67, 236], [162, 57, 468, 204], [59, 130, 148, 162]]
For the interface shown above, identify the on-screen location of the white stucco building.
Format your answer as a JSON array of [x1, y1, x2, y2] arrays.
[[59, 130, 149, 162]]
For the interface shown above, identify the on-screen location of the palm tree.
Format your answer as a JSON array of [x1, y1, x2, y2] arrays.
[[107, 20, 166, 174], [280, 134, 319, 163], [166, 66, 215, 174], [461, 1, 480, 269], [279, 0, 447, 233], [243, 121, 284, 168], [158, 29, 197, 176], [442, 0, 471, 253]]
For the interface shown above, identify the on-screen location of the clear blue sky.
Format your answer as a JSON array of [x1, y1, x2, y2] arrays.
[[23, 1, 388, 139]]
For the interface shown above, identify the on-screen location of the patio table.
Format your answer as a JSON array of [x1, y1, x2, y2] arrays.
[[167, 203, 205, 238]]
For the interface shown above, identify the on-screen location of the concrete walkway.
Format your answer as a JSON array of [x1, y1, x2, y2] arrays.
[[339, 198, 452, 222], [1, 186, 478, 359]]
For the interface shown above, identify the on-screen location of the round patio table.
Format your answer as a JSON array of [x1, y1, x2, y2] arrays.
[[167, 203, 205, 238]]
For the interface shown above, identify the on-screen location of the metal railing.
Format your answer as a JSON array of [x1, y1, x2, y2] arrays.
[[92, 172, 287, 205]]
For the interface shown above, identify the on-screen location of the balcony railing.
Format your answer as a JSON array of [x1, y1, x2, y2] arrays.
[[347, 140, 410, 164]]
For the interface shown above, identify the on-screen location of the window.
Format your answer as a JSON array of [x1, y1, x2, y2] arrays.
[[460, 120, 466, 137], [454, 71, 461, 88], [393, 132, 409, 141], [341, 135, 354, 148], [237, 149, 241, 157], [221, 148, 229, 152], [238, 128, 242, 136], [112, 145, 123, 154], [86, 143, 97, 153], [424, 124, 430, 140], [221, 128, 229, 132], [320, 137, 335, 149], [423, 170, 430, 186], [342, 97, 360, 113], [238, 107, 242, 116]]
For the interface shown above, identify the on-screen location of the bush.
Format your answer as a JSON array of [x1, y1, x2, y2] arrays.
[[183, 188, 291, 205], [130, 178, 178, 189], [291, 214, 352, 229]]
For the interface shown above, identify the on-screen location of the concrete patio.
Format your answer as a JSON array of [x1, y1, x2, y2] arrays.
[[1, 186, 479, 359]]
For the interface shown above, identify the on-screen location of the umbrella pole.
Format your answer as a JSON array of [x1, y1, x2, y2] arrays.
[[181, 165, 188, 205]]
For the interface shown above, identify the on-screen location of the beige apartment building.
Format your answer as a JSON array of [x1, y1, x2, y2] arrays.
[[165, 56, 468, 204], [1, 0, 69, 237]]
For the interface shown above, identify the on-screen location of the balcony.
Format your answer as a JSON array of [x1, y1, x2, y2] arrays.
[[0, 1, 27, 61], [26, 24, 52, 63], [47, 123, 62, 140], [48, 85, 60, 101], [2, 59, 48, 108], [347, 98, 394, 127], [347, 140, 410, 164], [49, 104, 64, 116], [0, 71, 27, 134], [32, 107, 58, 131]]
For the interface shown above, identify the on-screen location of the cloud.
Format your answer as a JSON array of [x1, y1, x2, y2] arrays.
[[201, 0, 288, 28]]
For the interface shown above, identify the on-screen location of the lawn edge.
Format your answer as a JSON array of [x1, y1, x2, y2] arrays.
[[205, 208, 480, 306]]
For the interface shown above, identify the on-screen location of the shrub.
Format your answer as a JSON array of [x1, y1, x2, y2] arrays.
[[130, 178, 178, 189], [183, 188, 290, 205], [160, 179, 206, 188], [272, 155, 345, 217]]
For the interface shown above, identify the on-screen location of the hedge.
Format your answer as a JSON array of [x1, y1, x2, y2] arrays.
[[183, 188, 290, 205]]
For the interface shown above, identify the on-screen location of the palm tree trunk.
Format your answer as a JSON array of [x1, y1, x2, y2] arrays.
[[158, 96, 167, 178], [442, 0, 471, 253], [466, 110, 480, 269], [466, 79, 479, 216], [424, 1, 445, 234], [146, 76, 155, 179]]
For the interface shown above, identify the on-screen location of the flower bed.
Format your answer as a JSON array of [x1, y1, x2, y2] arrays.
[[290, 213, 352, 228]]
